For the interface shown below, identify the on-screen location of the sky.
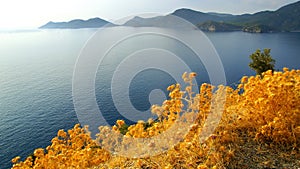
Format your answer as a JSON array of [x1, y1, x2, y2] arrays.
[[0, 0, 298, 29]]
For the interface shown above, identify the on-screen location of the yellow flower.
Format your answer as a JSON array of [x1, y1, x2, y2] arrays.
[[34, 148, 45, 158], [116, 120, 125, 127], [241, 76, 248, 83], [11, 69, 300, 168], [167, 84, 175, 91], [11, 156, 21, 164], [57, 129, 67, 138], [182, 72, 188, 80], [189, 72, 197, 78]]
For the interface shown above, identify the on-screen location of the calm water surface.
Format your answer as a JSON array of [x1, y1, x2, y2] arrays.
[[0, 28, 299, 168]]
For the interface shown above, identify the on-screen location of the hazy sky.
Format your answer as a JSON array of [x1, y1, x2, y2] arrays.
[[0, 0, 298, 29]]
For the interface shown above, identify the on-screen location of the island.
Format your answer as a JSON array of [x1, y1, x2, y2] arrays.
[[39, 17, 114, 29], [39, 1, 300, 33]]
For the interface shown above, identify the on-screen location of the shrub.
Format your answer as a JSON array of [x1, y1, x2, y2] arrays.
[[249, 49, 275, 76], [12, 68, 300, 168]]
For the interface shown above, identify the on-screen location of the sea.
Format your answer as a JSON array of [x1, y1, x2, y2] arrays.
[[0, 28, 300, 168]]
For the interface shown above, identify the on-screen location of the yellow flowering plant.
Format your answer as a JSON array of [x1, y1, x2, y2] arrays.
[[11, 68, 300, 168]]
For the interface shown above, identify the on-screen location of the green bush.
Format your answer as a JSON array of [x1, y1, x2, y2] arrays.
[[249, 49, 275, 76]]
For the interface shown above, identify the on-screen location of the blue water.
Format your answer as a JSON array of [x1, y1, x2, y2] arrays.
[[0, 29, 300, 168]]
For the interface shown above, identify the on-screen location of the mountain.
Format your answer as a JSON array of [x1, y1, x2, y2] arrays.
[[123, 16, 174, 27], [39, 17, 114, 29], [123, 9, 236, 29], [123, 1, 300, 32], [39, 1, 300, 32], [229, 1, 300, 32], [123, 15, 197, 29], [197, 21, 242, 32], [122, 10, 237, 31], [171, 8, 232, 24], [207, 12, 234, 18]]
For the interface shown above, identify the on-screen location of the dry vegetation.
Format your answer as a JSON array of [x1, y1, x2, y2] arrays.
[[12, 68, 300, 169]]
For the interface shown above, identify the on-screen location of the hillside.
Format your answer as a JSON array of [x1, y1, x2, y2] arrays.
[[39, 17, 114, 29], [230, 1, 300, 32], [171, 8, 233, 24], [197, 21, 242, 32], [123, 1, 300, 32], [123, 15, 196, 29], [39, 1, 300, 32]]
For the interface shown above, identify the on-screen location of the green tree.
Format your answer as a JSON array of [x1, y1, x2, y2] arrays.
[[249, 49, 275, 76]]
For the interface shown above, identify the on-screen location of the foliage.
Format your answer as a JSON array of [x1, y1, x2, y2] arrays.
[[197, 21, 242, 32], [11, 124, 110, 169], [236, 68, 300, 145], [189, 1, 300, 32], [12, 68, 300, 168], [249, 49, 275, 76]]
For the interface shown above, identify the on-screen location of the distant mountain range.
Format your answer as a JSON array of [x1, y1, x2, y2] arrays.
[[39, 18, 114, 29], [40, 1, 300, 33]]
